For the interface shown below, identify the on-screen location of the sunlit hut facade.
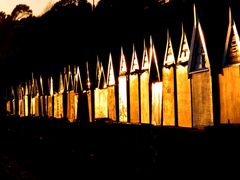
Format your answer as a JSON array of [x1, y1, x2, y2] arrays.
[[162, 31, 176, 126], [46, 76, 54, 118], [30, 74, 40, 117], [24, 82, 29, 117], [66, 65, 81, 122], [176, 26, 192, 128], [94, 58, 108, 120], [129, 45, 140, 124], [18, 84, 24, 117], [219, 8, 240, 124], [149, 37, 162, 126], [86, 62, 93, 122], [107, 53, 117, 121], [6, 87, 16, 116], [39, 75, 45, 117], [54, 71, 65, 119], [118, 47, 128, 123], [140, 40, 150, 124], [188, 5, 213, 127]]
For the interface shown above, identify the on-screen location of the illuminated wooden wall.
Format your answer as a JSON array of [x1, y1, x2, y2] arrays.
[[189, 6, 213, 127], [107, 53, 117, 121], [140, 41, 150, 124], [176, 28, 192, 128], [162, 32, 175, 126], [94, 60, 108, 119], [129, 45, 140, 124], [150, 37, 162, 126], [219, 9, 240, 124], [118, 47, 128, 123]]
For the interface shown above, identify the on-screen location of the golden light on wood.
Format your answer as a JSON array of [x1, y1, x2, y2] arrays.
[[189, 5, 213, 127], [162, 31, 175, 126], [151, 82, 162, 125], [140, 40, 150, 124], [47, 77, 54, 117], [149, 36, 162, 125], [39, 75, 45, 116], [94, 59, 108, 119], [118, 47, 128, 122], [86, 62, 93, 122], [107, 53, 117, 121], [130, 44, 140, 123], [219, 8, 240, 124], [176, 27, 192, 128], [6, 101, 11, 114], [24, 82, 29, 117]]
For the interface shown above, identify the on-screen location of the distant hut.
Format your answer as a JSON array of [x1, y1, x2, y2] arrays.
[[94, 58, 108, 120], [188, 5, 213, 127], [24, 82, 29, 117], [118, 47, 128, 123], [162, 30, 176, 126], [149, 36, 162, 126], [47, 76, 54, 118], [129, 44, 140, 124], [18, 84, 24, 117], [219, 8, 240, 124], [176, 25, 192, 128], [140, 40, 150, 124], [39, 75, 45, 117], [107, 53, 117, 121]]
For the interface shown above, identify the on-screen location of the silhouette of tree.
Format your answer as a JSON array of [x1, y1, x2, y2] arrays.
[[11, 4, 33, 21], [0, 11, 7, 23]]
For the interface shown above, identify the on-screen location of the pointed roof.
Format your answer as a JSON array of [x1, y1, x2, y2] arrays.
[[107, 53, 115, 86], [67, 65, 74, 91], [40, 75, 44, 96], [119, 47, 127, 76], [163, 30, 175, 67], [149, 36, 160, 81], [130, 44, 139, 73], [222, 7, 240, 66], [141, 39, 150, 71], [74, 66, 83, 92], [86, 61, 91, 89], [11, 86, 15, 99], [59, 72, 64, 93], [188, 4, 210, 73], [177, 24, 190, 65], [49, 76, 54, 96]]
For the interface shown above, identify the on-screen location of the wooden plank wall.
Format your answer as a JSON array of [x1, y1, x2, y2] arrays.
[[162, 67, 175, 126], [118, 76, 128, 123], [130, 74, 140, 123], [219, 65, 240, 124], [191, 71, 213, 127], [108, 86, 117, 121], [151, 81, 162, 125], [140, 71, 150, 124], [176, 65, 192, 127]]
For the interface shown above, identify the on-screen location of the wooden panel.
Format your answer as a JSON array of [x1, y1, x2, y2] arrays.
[[118, 76, 128, 122], [151, 82, 162, 125], [30, 97, 35, 116], [176, 65, 192, 127], [67, 91, 76, 122], [130, 74, 140, 124], [54, 94, 58, 118], [191, 71, 213, 127], [58, 93, 64, 119], [162, 67, 175, 126], [12, 100, 16, 115], [24, 95, 29, 116], [140, 71, 150, 124], [6, 101, 10, 113], [87, 90, 92, 122], [19, 99, 24, 117], [40, 96, 44, 117], [219, 65, 240, 124], [48, 96, 53, 117], [108, 86, 116, 121], [74, 94, 79, 120], [94, 88, 108, 119], [45, 96, 48, 117]]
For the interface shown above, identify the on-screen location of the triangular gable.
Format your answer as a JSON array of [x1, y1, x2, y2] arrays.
[[223, 8, 240, 66], [189, 4, 210, 73], [141, 39, 150, 71], [149, 36, 160, 81], [177, 25, 190, 65], [163, 30, 175, 67], [59, 72, 64, 93], [130, 44, 139, 73], [107, 53, 115, 86], [119, 47, 127, 75]]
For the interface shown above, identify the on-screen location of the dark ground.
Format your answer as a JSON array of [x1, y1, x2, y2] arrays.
[[0, 116, 240, 179]]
